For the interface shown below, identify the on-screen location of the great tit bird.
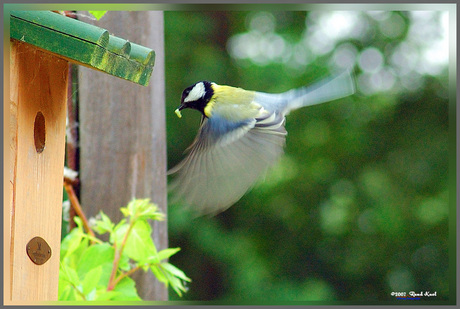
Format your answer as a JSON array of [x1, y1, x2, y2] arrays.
[[169, 70, 355, 216]]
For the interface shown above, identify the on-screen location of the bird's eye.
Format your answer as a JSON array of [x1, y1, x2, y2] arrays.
[[181, 89, 190, 101]]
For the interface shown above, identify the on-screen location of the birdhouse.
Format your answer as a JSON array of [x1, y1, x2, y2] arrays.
[[8, 10, 156, 302]]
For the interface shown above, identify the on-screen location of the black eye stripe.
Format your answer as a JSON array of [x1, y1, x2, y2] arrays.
[[181, 88, 192, 101]]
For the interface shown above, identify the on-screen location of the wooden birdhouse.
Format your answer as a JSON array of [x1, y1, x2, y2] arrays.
[[8, 10, 159, 302]]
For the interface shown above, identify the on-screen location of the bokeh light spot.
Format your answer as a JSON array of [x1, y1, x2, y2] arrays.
[[386, 265, 415, 291], [358, 47, 384, 73]]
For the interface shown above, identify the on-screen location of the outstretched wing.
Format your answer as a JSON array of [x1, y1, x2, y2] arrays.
[[168, 111, 287, 216]]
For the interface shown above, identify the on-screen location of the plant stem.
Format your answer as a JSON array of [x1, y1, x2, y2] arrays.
[[106, 216, 137, 291], [71, 283, 87, 301], [106, 242, 118, 291], [63, 180, 96, 240], [112, 265, 143, 287]]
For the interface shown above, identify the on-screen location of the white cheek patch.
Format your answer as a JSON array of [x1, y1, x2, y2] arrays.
[[184, 82, 206, 103]]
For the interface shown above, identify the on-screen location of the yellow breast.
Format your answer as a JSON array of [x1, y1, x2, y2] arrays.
[[205, 84, 259, 121]]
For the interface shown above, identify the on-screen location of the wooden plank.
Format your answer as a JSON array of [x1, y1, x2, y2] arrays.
[[78, 11, 167, 301], [9, 41, 68, 301], [10, 11, 155, 86], [8, 39, 19, 303]]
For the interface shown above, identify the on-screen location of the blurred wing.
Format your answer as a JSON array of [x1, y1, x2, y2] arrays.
[[168, 111, 287, 216]]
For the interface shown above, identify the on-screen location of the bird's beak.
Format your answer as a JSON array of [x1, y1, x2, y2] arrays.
[[175, 105, 185, 118]]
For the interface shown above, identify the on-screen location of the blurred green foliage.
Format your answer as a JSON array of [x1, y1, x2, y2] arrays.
[[164, 10, 450, 302]]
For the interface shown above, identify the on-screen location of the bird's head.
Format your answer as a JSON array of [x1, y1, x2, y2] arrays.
[[175, 81, 214, 118]]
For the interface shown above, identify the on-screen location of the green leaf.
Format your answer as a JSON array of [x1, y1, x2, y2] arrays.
[[73, 216, 85, 231], [65, 240, 89, 270], [158, 262, 191, 296], [58, 285, 76, 301], [58, 272, 70, 292], [61, 217, 90, 269], [118, 251, 131, 272], [142, 255, 160, 266], [81, 266, 103, 296], [97, 262, 116, 288], [92, 211, 114, 235], [111, 277, 142, 301], [143, 248, 181, 268], [122, 199, 165, 221], [137, 202, 164, 221], [59, 266, 76, 300], [162, 262, 191, 282], [163, 270, 188, 297], [120, 206, 130, 218], [114, 220, 158, 262], [88, 11, 107, 20], [139, 247, 179, 266], [76, 243, 114, 280], [60, 222, 83, 260], [111, 221, 128, 245], [157, 248, 181, 261], [60, 263, 80, 288], [150, 264, 168, 285], [110, 219, 127, 244], [95, 290, 122, 301], [60, 229, 80, 260]]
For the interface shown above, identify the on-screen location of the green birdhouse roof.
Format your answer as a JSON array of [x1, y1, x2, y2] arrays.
[[10, 10, 155, 86]]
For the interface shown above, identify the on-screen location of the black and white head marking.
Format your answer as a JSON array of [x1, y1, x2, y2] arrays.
[[183, 81, 206, 103], [180, 81, 214, 116]]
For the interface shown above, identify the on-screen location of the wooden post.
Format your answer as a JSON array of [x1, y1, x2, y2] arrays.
[[9, 41, 68, 301], [78, 11, 168, 301]]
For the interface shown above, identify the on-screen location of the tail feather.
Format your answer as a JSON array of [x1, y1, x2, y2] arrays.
[[284, 69, 356, 114]]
